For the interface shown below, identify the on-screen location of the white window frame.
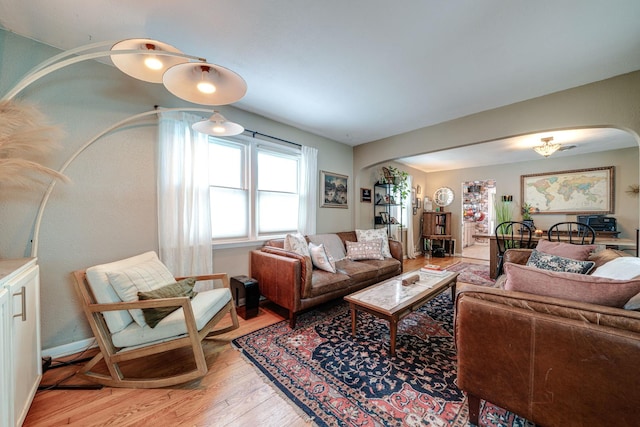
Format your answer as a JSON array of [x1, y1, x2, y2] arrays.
[[210, 135, 301, 247]]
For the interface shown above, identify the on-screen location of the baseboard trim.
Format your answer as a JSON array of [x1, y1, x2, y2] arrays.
[[42, 337, 97, 359]]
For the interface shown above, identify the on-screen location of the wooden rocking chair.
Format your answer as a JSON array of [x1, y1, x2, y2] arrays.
[[72, 251, 239, 388]]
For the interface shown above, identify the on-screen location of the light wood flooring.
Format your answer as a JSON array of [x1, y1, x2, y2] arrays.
[[24, 254, 484, 427]]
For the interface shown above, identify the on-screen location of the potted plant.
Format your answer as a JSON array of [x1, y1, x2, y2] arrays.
[[387, 166, 409, 203], [521, 202, 536, 229]]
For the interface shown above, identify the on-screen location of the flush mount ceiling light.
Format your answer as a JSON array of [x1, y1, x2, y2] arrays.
[[533, 136, 561, 157], [110, 39, 189, 83], [192, 111, 244, 136], [163, 63, 247, 105]]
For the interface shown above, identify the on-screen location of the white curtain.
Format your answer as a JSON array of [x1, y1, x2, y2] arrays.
[[404, 175, 417, 259], [157, 111, 213, 278], [298, 145, 318, 235]]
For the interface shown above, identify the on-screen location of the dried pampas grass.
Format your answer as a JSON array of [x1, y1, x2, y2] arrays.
[[0, 100, 68, 188]]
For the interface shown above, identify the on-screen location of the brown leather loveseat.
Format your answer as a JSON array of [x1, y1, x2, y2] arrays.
[[455, 248, 640, 426], [250, 231, 402, 327]]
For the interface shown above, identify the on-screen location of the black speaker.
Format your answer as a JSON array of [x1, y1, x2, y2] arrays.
[[230, 275, 260, 319]]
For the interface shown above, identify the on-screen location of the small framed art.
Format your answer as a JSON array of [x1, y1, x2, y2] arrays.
[[320, 170, 348, 208]]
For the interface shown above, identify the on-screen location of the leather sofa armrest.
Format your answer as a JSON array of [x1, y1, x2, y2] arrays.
[[503, 248, 533, 265], [250, 247, 312, 303], [388, 238, 403, 268]]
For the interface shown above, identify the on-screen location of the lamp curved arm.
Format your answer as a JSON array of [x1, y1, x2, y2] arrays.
[[2, 48, 205, 102], [30, 107, 215, 257]]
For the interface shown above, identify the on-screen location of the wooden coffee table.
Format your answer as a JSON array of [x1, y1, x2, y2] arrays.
[[344, 269, 459, 357]]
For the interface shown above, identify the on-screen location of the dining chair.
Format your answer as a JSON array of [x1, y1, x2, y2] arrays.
[[547, 221, 596, 244], [494, 221, 534, 277]]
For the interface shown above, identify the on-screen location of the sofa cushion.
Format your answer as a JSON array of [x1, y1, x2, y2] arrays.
[[591, 256, 640, 280], [504, 263, 640, 308], [336, 259, 379, 283], [308, 269, 352, 298], [284, 232, 310, 257], [526, 249, 595, 274], [346, 240, 384, 260], [535, 239, 596, 261], [588, 248, 632, 269], [309, 242, 337, 273], [138, 277, 198, 328], [503, 248, 533, 265], [359, 257, 402, 277], [308, 233, 346, 261], [356, 228, 392, 258]]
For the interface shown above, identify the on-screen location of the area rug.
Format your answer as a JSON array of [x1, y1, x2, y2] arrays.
[[445, 262, 495, 287], [232, 294, 533, 426]]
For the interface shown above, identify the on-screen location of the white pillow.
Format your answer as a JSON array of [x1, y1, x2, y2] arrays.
[[591, 256, 640, 280], [356, 228, 391, 258], [309, 242, 337, 273], [106, 257, 176, 327], [284, 232, 310, 257], [308, 234, 347, 261]]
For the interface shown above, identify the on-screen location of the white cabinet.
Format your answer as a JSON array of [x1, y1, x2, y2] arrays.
[[0, 287, 11, 427], [0, 258, 41, 427], [463, 222, 476, 248]]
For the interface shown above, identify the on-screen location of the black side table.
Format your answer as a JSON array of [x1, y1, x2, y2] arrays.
[[230, 275, 260, 319]]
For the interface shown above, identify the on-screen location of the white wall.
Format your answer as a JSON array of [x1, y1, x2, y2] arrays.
[[0, 31, 353, 350]]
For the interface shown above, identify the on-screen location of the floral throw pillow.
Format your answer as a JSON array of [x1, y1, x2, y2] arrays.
[[284, 232, 310, 257], [309, 242, 337, 273], [355, 228, 391, 258], [346, 240, 384, 261], [526, 249, 595, 274]]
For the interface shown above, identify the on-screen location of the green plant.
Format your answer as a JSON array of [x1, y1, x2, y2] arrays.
[[494, 198, 513, 234], [387, 166, 409, 202], [521, 202, 535, 220]]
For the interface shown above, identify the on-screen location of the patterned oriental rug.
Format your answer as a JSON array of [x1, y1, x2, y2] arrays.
[[445, 262, 495, 287], [232, 294, 533, 426]]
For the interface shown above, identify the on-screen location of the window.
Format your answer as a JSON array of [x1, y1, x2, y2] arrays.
[[209, 136, 300, 243]]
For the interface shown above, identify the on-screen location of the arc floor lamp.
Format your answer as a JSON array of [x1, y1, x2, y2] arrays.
[[1, 37, 248, 257]]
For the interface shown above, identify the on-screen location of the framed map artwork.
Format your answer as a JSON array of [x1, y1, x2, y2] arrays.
[[521, 166, 614, 215]]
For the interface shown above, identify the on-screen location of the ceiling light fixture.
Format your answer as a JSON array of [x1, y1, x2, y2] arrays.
[[192, 111, 244, 136], [533, 136, 561, 157]]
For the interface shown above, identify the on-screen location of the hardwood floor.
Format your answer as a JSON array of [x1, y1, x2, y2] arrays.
[[24, 254, 484, 426]]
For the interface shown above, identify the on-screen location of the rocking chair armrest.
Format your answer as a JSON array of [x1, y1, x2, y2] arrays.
[[86, 296, 191, 313], [174, 273, 231, 288]]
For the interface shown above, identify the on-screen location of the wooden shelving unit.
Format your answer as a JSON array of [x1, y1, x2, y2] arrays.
[[422, 211, 453, 255]]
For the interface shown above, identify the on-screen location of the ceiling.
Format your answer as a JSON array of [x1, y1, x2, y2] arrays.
[[398, 128, 638, 173], [1, 1, 640, 160]]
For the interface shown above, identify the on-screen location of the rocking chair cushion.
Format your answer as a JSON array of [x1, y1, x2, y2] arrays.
[[106, 256, 177, 327], [86, 251, 169, 333], [111, 287, 232, 348], [138, 277, 198, 328]]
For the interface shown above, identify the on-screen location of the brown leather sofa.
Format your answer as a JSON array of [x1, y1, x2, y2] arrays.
[[455, 249, 640, 426], [250, 231, 402, 327]]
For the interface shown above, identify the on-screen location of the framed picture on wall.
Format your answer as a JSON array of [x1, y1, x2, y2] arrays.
[[361, 188, 372, 203], [521, 166, 614, 214], [321, 170, 349, 208]]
